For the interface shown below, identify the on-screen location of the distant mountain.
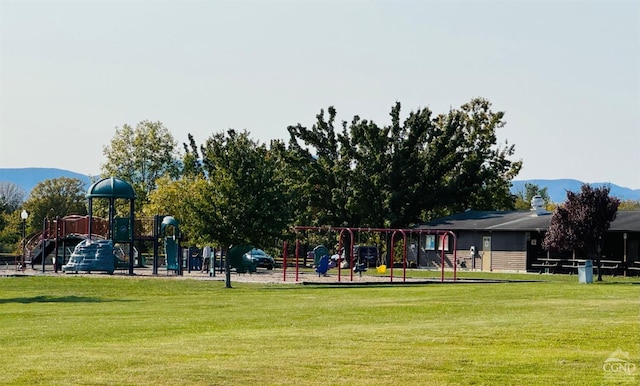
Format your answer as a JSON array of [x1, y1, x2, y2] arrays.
[[511, 179, 640, 203], [0, 168, 93, 194], [2, 168, 638, 204]]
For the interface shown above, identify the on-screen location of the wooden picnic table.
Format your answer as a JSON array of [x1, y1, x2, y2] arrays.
[[597, 259, 623, 276], [628, 260, 640, 275], [560, 259, 587, 274], [531, 258, 562, 274], [559, 259, 623, 275], [533, 258, 628, 276]]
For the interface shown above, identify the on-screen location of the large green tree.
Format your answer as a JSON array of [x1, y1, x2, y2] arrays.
[[190, 129, 291, 249], [542, 184, 620, 281], [433, 98, 521, 214], [22, 177, 87, 230], [144, 175, 206, 244], [387, 103, 435, 227], [287, 107, 354, 227], [101, 120, 181, 211], [347, 114, 392, 227], [287, 97, 522, 229]]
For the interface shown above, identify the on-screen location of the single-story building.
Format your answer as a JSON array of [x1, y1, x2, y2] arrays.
[[414, 208, 640, 274]]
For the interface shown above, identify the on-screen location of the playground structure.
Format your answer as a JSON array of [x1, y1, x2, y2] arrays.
[[21, 214, 110, 272], [63, 239, 118, 274], [161, 216, 180, 275], [282, 226, 458, 283], [16, 178, 460, 280], [22, 220, 221, 279], [20, 177, 191, 276], [22, 212, 188, 275]]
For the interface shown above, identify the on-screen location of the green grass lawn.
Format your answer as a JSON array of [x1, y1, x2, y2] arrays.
[[1, 272, 638, 385]]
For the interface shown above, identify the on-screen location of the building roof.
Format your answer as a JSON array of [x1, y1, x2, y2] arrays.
[[417, 210, 640, 232], [608, 211, 640, 232]]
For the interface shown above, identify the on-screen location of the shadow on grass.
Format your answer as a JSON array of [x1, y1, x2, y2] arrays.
[[592, 281, 640, 285], [0, 295, 126, 304]]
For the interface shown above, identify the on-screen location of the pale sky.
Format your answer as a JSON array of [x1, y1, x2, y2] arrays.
[[1, 0, 639, 188]]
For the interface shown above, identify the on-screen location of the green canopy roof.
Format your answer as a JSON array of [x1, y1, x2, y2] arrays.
[[86, 177, 136, 199], [161, 216, 179, 227]]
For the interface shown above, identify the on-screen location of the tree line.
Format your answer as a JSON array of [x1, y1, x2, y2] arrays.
[[1, 97, 637, 254], [146, 97, 522, 248]]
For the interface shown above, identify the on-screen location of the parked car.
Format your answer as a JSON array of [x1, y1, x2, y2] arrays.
[[243, 248, 275, 270]]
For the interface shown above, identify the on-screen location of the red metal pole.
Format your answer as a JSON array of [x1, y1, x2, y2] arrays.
[[54, 217, 59, 273], [335, 228, 355, 282], [282, 241, 287, 282], [451, 231, 458, 282], [337, 231, 343, 282], [295, 239, 300, 282], [402, 230, 408, 282], [390, 230, 408, 282], [291, 225, 456, 283], [348, 228, 354, 282], [390, 231, 397, 282]]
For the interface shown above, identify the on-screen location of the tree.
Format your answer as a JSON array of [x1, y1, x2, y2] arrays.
[[0, 182, 26, 247], [0, 211, 23, 253], [182, 133, 205, 179], [514, 183, 550, 210], [542, 184, 620, 281], [22, 177, 87, 230], [101, 120, 181, 211], [287, 107, 354, 227], [434, 98, 521, 214], [618, 200, 640, 211], [0, 181, 25, 213], [287, 98, 522, 229], [188, 130, 292, 287], [347, 114, 393, 227], [143, 175, 205, 244], [387, 103, 433, 228], [193, 129, 291, 249]]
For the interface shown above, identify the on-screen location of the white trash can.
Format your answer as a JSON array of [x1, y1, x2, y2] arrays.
[[578, 260, 593, 284]]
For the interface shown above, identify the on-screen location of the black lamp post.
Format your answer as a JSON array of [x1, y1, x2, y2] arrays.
[[20, 210, 28, 270]]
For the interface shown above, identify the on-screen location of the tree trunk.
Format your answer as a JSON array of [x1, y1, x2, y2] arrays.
[[595, 256, 603, 282], [224, 246, 232, 288], [595, 244, 603, 282]]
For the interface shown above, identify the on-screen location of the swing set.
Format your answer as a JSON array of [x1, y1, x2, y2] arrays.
[[282, 226, 457, 283]]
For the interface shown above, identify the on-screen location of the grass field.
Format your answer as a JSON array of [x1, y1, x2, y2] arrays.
[[1, 271, 638, 385]]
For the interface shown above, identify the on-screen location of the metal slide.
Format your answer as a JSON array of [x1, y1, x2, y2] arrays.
[[28, 240, 56, 267]]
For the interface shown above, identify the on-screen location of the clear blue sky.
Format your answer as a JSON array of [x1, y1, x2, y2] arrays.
[[1, 1, 638, 188]]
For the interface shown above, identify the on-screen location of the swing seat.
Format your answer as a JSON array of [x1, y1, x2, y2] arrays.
[[353, 263, 367, 273]]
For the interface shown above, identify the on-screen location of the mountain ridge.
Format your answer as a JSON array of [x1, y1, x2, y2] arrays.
[[510, 179, 640, 203], [1, 168, 638, 203], [0, 168, 93, 194]]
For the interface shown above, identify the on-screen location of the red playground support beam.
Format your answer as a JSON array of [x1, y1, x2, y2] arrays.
[[287, 226, 458, 283]]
